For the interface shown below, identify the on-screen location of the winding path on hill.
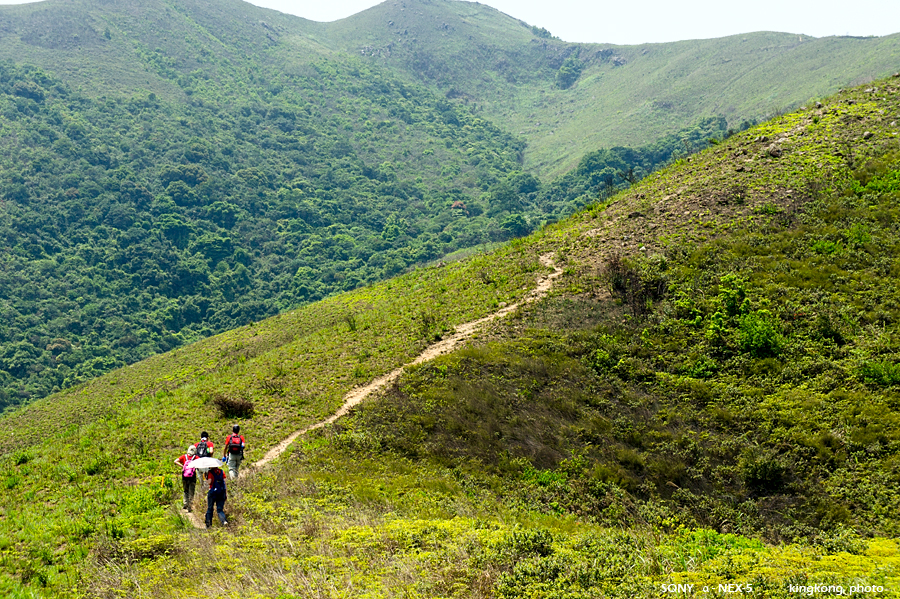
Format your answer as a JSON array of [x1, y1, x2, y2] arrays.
[[185, 253, 563, 529]]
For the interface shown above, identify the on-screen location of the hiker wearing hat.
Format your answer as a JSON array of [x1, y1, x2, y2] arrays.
[[222, 425, 246, 479], [195, 431, 215, 489], [205, 465, 228, 528], [174, 445, 198, 511]]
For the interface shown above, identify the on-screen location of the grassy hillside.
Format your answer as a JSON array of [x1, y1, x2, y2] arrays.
[[0, 75, 899, 597], [1, 0, 898, 181], [323, 1, 900, 177], [0, 0, 898, 408]]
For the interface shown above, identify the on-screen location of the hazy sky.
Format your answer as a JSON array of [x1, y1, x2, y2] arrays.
[[0, 0, 897, 44]]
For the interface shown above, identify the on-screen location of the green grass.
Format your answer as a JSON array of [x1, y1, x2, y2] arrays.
[[1, 75, 900, 597], [0, 240, 548, 596], [321, 3, 900, 177]]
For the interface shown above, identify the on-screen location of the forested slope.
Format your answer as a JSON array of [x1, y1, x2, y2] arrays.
[[0, 58, 529, 406], [0, 0, 897, 409]]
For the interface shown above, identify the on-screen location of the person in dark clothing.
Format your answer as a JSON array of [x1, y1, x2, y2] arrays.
[[205, 466, 228, 528], [195, 431, 215, 489]]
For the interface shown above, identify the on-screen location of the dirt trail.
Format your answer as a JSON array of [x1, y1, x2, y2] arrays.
[[184, 253, 562, 529], [251, 253, 562, 471]]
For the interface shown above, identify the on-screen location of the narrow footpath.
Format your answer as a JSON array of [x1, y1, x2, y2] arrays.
[[184, 253, 563, 529]]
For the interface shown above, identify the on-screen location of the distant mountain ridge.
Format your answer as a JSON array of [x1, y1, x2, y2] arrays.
[[321, 0, 900, 175], [0, 0, 898, 177]]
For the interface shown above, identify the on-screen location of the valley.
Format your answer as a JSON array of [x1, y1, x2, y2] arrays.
[[0, 1, 898, 596]]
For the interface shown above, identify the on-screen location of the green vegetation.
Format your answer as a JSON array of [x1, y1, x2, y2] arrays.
[[0, 0, 899, 593], [0, 0, 896, 408], [0, 237, 546, 596], [0, 56, 737, 410], [0, 74, 899, 597], [357, 159, 900, 534], [1, 0, 898, 183], [536, 116, 747, 219], [325, 1, 900, 176], [0, 58, 532, 408]]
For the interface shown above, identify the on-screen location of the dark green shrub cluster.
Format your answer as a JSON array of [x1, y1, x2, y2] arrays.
[[211, 394, 255, 418], [602, 253, 668, 315]]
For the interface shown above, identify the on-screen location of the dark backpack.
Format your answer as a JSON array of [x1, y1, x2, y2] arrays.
[[196, 440, 210, 458], [209, 468, 226, 493], [227, 434, 243, 455]]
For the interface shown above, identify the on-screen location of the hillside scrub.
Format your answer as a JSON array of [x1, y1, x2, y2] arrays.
[[1, 75, 900, 597], [337, 148, 900, 538]]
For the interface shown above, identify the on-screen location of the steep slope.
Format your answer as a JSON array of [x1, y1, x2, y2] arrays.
[[323, 0, 900, 176], [0, 0, 898, 180], [0, 74, 898, 598], [0, 0, 898, 408]]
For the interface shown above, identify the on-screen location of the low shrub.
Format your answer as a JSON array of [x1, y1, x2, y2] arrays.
[[211, 394, 255, 418], [602, 253, 667, 315], [859, 359, 900, 386], [119, 534, 178, 560], [737, 310, 783, 357]]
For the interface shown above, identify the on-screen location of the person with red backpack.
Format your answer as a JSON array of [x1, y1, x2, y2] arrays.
[[204, 465, 228, 528], [173, 445, 198, 511], [222, 424, 246, 479]]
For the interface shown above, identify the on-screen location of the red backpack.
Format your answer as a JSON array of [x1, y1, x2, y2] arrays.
[[226, 434, 243, 455]]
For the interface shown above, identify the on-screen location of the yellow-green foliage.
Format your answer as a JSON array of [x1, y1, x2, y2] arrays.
[[83, 445, 900, 598]]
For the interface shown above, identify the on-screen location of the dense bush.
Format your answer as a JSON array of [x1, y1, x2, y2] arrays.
[[211, 394, 255, 418]]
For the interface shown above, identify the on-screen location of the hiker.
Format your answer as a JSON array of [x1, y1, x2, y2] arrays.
[[205, 465, 228, 528], [195, 431, 215, 488], [195, 431, 215, 458], [222, 424, 246, 479], [174, 445, 198, 511]]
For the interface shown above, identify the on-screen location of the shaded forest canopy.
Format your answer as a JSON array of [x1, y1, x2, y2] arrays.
[[0, 59, 731, 408]]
